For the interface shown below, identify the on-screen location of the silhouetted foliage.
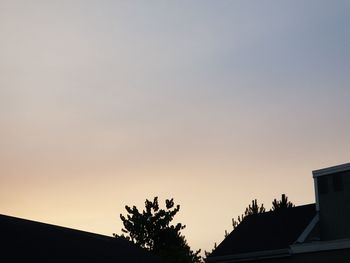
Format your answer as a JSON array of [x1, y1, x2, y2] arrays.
[[203, 242, 216, 262], [204, 199, 265, 261], [115, 197, 201, 263], [271, 194, 295, 211], [205, 195, 295, 261], [232, 199, 266, 229]]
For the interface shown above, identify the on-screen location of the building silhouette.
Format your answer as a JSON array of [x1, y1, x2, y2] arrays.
[[0, 213, 166, 263], [208, 163, 350, 263]]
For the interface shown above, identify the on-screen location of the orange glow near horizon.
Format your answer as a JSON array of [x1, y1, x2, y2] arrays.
[[1, 0, 350, 254]]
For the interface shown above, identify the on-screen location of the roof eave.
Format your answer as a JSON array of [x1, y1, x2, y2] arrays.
[[207, 248, 291, 263], [290, 238, 350, 254], [294, 213, 319, 243], [312, 163, 350, 178]]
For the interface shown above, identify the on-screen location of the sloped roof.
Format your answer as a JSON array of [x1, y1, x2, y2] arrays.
[[0, 214, 166, 263], [210, 204, 316, 258]]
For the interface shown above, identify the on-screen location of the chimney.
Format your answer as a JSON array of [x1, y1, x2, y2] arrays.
[[313, 163, 350, 241]]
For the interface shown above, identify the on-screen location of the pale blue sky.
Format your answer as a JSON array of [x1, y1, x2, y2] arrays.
[[1, 0, 349, 253]]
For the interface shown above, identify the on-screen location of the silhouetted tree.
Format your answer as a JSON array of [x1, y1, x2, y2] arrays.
[[205, 195, 295, 262], [232, 199, 265, 229], [204, 199, 266, 262], [115, 197, 201, 263], [271, 194, 294, 211], [203, 242, 217, 262]]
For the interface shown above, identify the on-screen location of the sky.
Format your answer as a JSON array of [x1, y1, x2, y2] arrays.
[[1, 0, 350, 253]]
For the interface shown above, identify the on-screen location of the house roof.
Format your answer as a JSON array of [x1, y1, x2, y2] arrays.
[[210, 204, 317, 258], [312, 162, 350, 178], [0, 214, 166, 263]]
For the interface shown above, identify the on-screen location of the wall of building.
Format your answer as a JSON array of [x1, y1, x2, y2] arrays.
[[317, 170, 350, 240], [291, 248, 350, 263], [241, 249, 350, 263]]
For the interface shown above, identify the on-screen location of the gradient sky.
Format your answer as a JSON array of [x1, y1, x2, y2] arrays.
[[1, 0, 350, 253]]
